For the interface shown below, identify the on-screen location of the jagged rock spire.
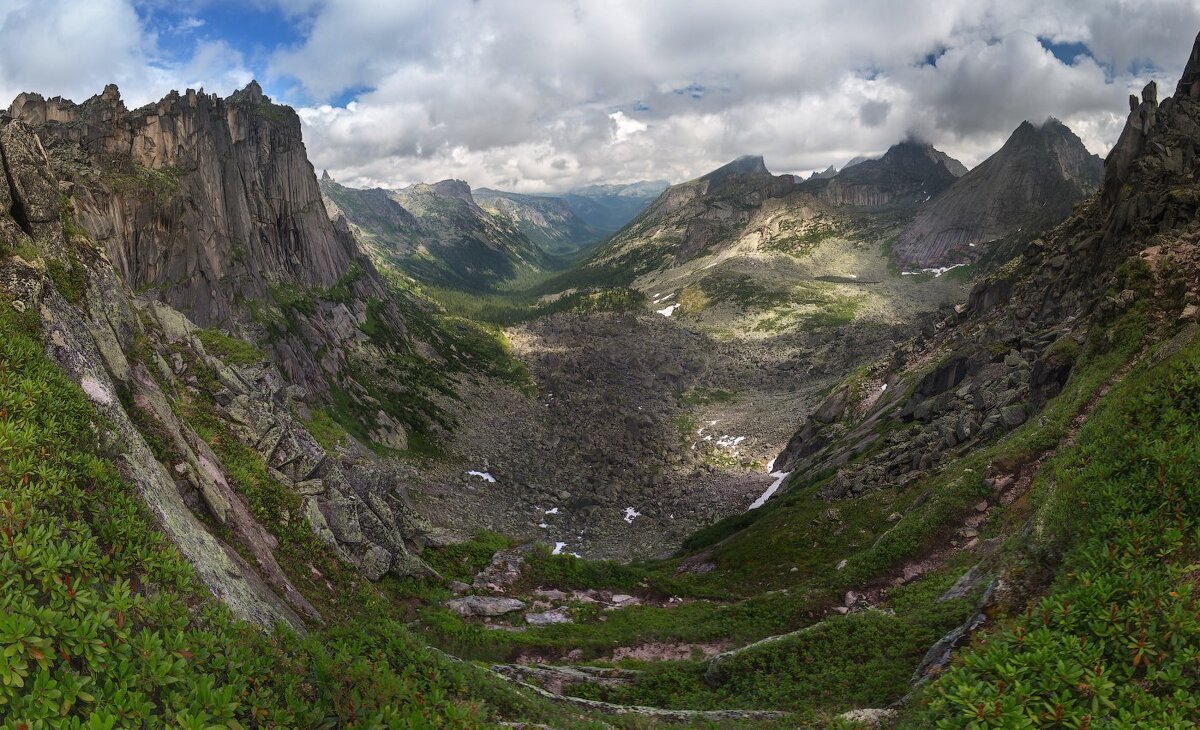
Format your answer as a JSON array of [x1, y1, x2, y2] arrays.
[[1175, 31, 1200, 98]]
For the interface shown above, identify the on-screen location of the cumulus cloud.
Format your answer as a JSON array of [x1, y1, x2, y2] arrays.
[[268, 0, 1200, 191], [0, 0, 252, 109], [4, 0, 1199, 192]]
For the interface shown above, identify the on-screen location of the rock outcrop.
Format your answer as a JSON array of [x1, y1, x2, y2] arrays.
[[0, 117, 308, 628], [9, 82, 358, 326], [0, 87, 454, 627], [893, 119, 1102, 269]]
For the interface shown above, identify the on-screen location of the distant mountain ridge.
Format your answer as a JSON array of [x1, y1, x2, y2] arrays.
[[321, 175, 547, 290], [797, 141, 967, 208], [473, 188, 601, 255]]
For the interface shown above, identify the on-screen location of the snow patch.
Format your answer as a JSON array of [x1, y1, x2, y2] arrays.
[[466, 470, 496, 483], [901, 263, 966, 278], [552, 542, 567, 555], [656, 304, 678, 317], [538, 522, 549, 529], [881, 383, 888, 391], [80, 377, 112, 406], [544, 507, 559, 515], [623, 507, 642, 524], [748, 471, 791, 511], [715, 435, 747, 449]]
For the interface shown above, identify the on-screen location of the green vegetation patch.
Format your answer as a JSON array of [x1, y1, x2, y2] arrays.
[[194, 327, 266, 365], [763, 213, 858, 257], [0, 304, 553, 728], [912, 329, 1200, 728]]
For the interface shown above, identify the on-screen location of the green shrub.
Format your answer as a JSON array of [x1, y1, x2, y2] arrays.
[[913, 334, 1200, 728], [194, 327, 266, 365], [0, 305, 564, 729]]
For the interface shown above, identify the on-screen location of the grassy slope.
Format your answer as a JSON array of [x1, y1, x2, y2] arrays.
[[0, 301, 610, 729], [908, 328, 1200, 728]]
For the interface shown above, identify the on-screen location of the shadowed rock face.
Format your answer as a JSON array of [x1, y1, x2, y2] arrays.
[[8, 81, 357, 326], [799, 142, 966, 208], [893, 119, 1103, 269]]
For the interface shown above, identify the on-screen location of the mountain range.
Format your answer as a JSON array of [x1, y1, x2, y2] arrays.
[[3, 27, 1200, 730]]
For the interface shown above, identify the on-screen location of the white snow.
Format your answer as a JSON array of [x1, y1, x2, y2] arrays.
[[715, 435, 747, 448], [748, 471, 791, 511], [653, 292, 675, 304], [538, 522, 549, 529], [901, 263, 966, 278], [552, 542, 567, 555], [766, 456, 776, 472], [881, 383, 888, 391], [623, 507, 642, 523], [656, 304, 679, 317], [545, 507, 559, 515], [466, 470, 497, 483]]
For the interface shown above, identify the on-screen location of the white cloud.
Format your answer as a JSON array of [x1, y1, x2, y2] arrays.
[[609, 111, 648, 143], [271, 0, 1200, 191], [4, 0, 1199, 192], [0, 0, 251, 109]]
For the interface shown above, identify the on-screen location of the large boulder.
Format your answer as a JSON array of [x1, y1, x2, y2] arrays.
[[445, 595, 526, 618]]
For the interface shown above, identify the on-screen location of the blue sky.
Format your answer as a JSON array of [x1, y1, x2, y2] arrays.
[[134, 2, 316, 101], [2, 1, 1198, 192]]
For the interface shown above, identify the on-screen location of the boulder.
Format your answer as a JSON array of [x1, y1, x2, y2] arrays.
[[446, 596, 526, 618], [525, 608, 573, 626]]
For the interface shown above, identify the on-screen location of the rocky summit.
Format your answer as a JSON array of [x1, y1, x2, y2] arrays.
[[893, 119, 1103, 268], [5, 13, 1200, 730]]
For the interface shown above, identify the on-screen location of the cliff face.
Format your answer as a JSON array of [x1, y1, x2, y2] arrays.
[[9, 82, 357, 326], [893, 119, 1103, 268], [799, 142, 966, 208]]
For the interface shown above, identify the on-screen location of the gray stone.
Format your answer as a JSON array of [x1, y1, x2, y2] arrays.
[[525, 608, 574, 626], [1000, 404, 1027, 427], [446, 595, 526, 618], [354, 543, 392, 581]]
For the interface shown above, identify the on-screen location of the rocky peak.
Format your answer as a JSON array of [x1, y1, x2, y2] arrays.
[[229, 79, 266, 105], [1175, 31, 1200, 98], [429, 178, 474, 201], [1103, 81, 1160, 206], [321, 169, 333, 182], [893, 118, 1102, 268], [800, 140, 966, 208], [10, 83, 359, 326], [702, 155, 771, 187]]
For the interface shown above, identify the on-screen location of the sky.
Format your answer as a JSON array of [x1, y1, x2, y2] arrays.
[[1, 1, 1198, 193]]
